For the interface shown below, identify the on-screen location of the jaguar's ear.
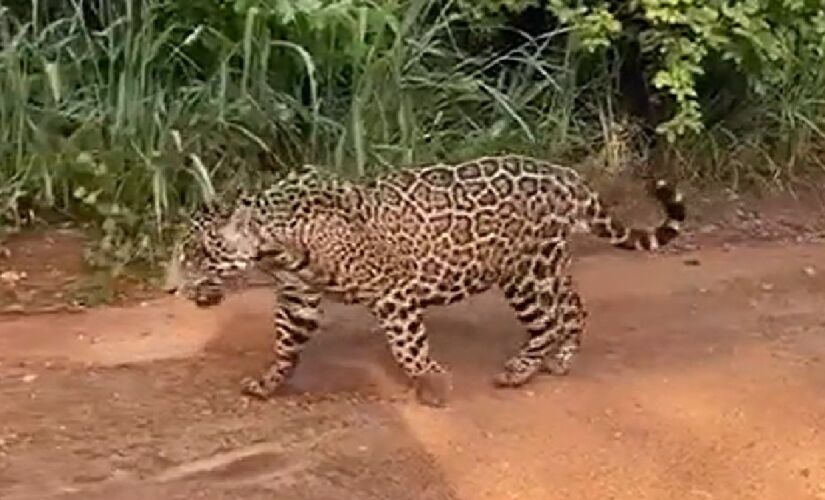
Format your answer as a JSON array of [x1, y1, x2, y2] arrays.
[[194, 197, 219, 219], [220, 184, 250, 203], [217, 186, 254, 219]]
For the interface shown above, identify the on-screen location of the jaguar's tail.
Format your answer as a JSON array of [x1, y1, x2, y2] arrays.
[[586, 180, 686, 251]]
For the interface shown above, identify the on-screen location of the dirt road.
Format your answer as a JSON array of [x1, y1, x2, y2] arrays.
[[1, 240, 825, 500]]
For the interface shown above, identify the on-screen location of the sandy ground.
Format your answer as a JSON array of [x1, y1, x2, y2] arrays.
[[1, 234, 825, 500]]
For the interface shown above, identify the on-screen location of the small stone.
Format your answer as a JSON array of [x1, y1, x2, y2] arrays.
[[21, 374, 37, 383], [761, 283, 774, 292], [0, 270, 24, 284], [804, 266, 817, 277]]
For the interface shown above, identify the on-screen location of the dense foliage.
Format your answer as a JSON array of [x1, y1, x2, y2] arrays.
[[1, 0, 823, 268]]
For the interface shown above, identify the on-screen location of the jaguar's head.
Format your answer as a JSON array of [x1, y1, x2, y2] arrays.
[[163, 197, 260, 307]]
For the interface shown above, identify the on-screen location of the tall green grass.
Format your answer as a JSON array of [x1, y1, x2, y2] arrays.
[[1, 0, 823, 271], [0, 0, 601, 268]]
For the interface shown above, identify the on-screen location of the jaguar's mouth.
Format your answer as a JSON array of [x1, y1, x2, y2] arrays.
[[194, 292, 223, 308]]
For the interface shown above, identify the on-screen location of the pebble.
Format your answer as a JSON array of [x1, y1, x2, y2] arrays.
[[0, 270, 25, 284]]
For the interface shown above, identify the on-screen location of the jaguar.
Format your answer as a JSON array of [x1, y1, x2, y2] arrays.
[[163, 154, 686, 407]]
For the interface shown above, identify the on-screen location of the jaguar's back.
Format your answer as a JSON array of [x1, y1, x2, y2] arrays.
[[290, 154, 681, 308]]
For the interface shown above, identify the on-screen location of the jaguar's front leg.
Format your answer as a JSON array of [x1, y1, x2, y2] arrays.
[[241, 275, 322, 399]]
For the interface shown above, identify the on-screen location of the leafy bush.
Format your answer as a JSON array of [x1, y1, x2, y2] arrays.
[[456, 0, 825, 142]]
